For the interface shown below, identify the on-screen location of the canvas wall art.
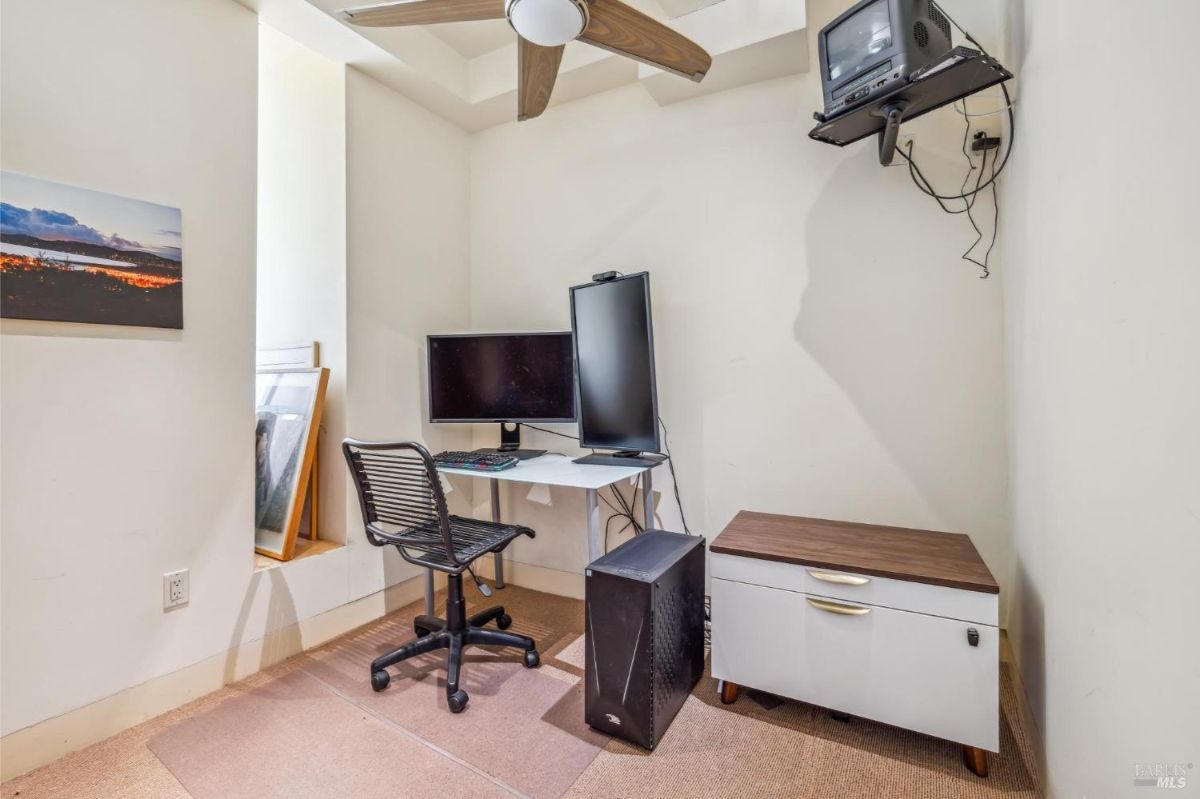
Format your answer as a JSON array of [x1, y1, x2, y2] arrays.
[[1, 171, 183, 329], [255, 367, 329, 561]]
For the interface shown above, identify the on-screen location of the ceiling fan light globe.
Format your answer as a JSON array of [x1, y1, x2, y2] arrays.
[[506, 0, 588, 48]]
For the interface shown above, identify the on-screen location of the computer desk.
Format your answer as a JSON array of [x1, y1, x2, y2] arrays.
[[429, 454, 661, 615]]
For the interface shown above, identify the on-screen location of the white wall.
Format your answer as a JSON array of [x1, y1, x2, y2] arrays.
[[468, 0, 1012, 604], [257, 23, 349, 542], [1001, 1, 1200, 796], [0, 2, 474, 748], [344, 66, 475, 597], [1, 0, 259, 735]]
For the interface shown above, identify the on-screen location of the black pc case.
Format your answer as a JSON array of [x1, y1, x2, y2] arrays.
[[584, 530, 705, 749]]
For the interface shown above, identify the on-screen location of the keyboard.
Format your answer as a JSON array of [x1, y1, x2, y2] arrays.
[[433, 451, 519, 472]]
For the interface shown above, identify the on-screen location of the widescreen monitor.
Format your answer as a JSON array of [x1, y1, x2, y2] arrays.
[[427, 332, 575, 424]]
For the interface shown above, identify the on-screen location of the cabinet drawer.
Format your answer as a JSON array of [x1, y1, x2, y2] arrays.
[[710, 552, 997, 626], [711, 577, 998, 751]]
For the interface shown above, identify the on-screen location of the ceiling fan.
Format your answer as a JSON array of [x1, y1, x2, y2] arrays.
[[338, 0, 712, 121]]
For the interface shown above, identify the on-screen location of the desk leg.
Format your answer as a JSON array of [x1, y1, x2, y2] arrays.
[[586, 488, 602, 563], [424, 568, 435, 616], [641, 469, 654, 531], [491, 479, 505, 589]]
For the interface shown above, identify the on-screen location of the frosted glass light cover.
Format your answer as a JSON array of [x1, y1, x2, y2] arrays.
[[507, 0, 587, 47]]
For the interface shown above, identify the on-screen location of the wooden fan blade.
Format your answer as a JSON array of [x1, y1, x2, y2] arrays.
[[339, 0, 505, 27], [518, 37, 565, 121], [580, 0, 710, 82]]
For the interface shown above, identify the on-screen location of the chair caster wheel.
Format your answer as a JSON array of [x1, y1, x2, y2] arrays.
[[496, 613, 512, 630], [524, 649, 540, 668], [371, 670, 390, 692], [447, 689, 469, 713]]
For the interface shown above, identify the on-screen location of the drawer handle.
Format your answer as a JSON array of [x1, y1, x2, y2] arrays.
[[807, 598, 871, 616], [808, 570, 870, 586]]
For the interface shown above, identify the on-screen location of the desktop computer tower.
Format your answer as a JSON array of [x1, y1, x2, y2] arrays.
[[584, 530, 705, 749]]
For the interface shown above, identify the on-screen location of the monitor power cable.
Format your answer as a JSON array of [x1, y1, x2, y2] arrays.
[[520, 423, 579, 441], [658, 416, 691, 536]]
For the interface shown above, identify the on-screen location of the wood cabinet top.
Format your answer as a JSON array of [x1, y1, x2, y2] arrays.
[[710, 511, 999, 594]]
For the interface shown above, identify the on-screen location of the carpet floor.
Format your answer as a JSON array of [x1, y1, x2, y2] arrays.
[[2, 583, 1041, 798]]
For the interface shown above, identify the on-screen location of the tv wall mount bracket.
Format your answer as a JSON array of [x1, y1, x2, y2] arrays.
[[809, 48, 1014, 167]]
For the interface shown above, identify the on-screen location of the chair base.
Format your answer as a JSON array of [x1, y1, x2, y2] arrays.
[[369, 575, 537, 712]]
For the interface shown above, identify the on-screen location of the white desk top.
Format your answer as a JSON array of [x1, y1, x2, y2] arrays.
[[436, 453, 656, 490]]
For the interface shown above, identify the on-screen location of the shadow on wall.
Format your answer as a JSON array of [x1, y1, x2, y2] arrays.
[[795, 148, 1005, 534], [224, 567, 301, 684]]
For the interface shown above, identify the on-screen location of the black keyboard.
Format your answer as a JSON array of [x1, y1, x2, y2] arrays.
[[433, 451, 519, 472]]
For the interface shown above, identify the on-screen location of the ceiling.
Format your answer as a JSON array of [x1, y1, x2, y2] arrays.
[[240, 0, 811, 131], [426, 19, 513, 59]]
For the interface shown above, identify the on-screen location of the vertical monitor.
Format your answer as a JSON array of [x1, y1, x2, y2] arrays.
[[427, 333, 575, 423], [570, 273, 660, 454]]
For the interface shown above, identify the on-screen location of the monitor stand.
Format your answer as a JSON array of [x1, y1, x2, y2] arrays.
[[573, 451, 666, 467], [478, 423, 546, 461]]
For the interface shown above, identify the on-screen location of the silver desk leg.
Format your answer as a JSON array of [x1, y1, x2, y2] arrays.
[[491, 479, 505, 589], [424, 568, 435, 616], [586, 487, 602, 563], [642, 468, 654, 530]]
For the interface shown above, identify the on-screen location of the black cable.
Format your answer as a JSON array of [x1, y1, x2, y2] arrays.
[[602, 474, 643, 553], [519, 423, 578, 441], [899, 126, 999, 278], [518, 422, 653, 550], [658, 417, 691, 536], [983, 151, 1000, 271], [893, 83, 1013, 201], [894, 2, 1015, 202], [960, 145, 992, 277], [892, 4, 1010, 277]]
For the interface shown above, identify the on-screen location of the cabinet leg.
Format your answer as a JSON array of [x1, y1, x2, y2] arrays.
[[963, 745, 989, 778], [719, 680, 740, 705]]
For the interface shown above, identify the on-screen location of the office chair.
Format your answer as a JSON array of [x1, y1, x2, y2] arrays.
[[343, 439, 540, 713]]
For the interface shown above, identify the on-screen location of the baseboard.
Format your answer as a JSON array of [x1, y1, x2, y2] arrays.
[[1000, 631, 1048, 796], [0, 573, 428, 782]]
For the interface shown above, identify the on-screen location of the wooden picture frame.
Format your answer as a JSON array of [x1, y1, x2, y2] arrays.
[[256, 341, 320, 371], [254, 367, 329, 561]]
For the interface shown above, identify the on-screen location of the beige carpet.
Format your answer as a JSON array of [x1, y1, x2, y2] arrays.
[[146, 669, 511, 799], [2, 583, 1040, 798]]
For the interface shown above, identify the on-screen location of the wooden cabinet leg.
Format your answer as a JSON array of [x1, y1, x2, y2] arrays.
[[963, 745, 989, 778], [719, 680, 740, 705]]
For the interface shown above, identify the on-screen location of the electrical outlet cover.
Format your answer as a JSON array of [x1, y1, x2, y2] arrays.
[[163, 569, 189, 609]]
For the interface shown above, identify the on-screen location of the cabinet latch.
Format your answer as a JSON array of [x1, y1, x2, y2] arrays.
[[967, 627, 979, 647]]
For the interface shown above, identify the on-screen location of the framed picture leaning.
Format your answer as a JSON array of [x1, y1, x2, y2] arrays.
[[255, 367, 329, 561]]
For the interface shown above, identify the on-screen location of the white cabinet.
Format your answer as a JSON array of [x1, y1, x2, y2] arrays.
[[708, 512, 1000, 776], [711, 572, 998, 751]]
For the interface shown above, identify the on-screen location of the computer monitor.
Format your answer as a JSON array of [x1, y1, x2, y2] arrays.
[[427, 332, 575, 458], [570, 272, 662, 466]]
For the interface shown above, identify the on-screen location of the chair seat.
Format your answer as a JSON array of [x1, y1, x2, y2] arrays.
[[391, 516, 532, 573]]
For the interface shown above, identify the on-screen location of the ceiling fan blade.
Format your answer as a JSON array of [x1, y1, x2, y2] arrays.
[[580, 0, 711, 82], [339, 0, 505, 27], [518, 37, 565, 121]]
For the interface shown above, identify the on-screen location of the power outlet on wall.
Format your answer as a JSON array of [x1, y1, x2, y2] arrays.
[[163, 569, 189, 610]]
